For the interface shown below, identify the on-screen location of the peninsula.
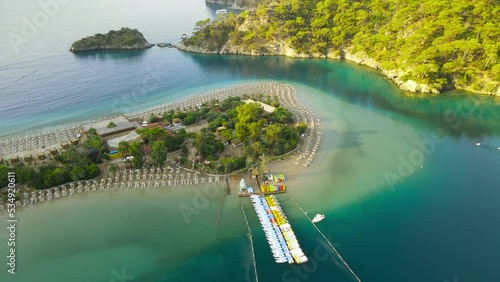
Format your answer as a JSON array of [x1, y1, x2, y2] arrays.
[[70, 27, 154, 52], [180, 0, 500, 96], [0, 82, 321, 209]]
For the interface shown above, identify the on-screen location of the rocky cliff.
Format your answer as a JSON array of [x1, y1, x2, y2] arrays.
[[180, 37, 500, 96], [185, 0, 500, 97], [176, 42, 219, 54]]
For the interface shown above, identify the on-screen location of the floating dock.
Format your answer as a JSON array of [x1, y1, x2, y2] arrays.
[[260, 173, 286, 194], [250, 194, 308, 264]]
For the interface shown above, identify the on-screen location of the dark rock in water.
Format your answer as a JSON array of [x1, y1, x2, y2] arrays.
[[156, 43, 173, 48], [70, 27, 154, 52]]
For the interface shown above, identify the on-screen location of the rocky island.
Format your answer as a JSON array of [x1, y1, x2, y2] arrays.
[[70, 27, 154, 52], [181, 0, 500, 96]]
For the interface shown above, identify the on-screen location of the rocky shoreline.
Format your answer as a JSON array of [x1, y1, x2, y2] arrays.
[[70, 43, 154, 52], [176, 41, 500, 96], [340, 49, 440, 94]]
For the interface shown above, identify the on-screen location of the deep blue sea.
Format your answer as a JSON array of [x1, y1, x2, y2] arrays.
[[1, 1, 500, 282]]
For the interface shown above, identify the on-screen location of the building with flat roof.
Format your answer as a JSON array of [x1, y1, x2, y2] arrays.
[[242, 99, 276, 113], [95, 121, 141, 138], [106, 131, 141, 148], [82, 116, 130, 132]]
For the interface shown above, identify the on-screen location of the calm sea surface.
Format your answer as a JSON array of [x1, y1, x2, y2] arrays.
[[1, 1, 500, 282]]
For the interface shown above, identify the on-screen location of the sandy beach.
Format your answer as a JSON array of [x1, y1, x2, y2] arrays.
[[0, 81, 323, 212]]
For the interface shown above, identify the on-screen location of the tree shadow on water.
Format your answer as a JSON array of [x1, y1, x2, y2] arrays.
[[71, 49, 149, 61]]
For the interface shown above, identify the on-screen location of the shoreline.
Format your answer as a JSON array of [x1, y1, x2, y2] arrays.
[[0, 81, 323, 211], [69, 43, 155, 52], [176, 42, 500, 97]]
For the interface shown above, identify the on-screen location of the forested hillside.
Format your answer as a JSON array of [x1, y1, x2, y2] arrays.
[[184, 0, 500, 95]]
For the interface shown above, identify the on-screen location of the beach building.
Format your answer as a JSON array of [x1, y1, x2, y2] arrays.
[[94, 121, 141, 138], [10, 155, 20, 164], [243, 99, 276, 113], [82, 116, 140, 138], [106, 131, 141, 149], [172, 118, 182, 125], [144, 122, 163, 129], [81, 116, 142, 149], [167, 125, 184, 132]]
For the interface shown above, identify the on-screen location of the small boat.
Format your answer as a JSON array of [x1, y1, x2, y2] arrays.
[[475, 142, 481, 146], [312, 214, 325, 223], [181, 33, 187, 39], [215, 9, 228, 14], [497, 147, 500, 150]]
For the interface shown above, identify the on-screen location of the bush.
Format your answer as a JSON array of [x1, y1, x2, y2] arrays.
[[183, 112, 199, 125], [149, 113, 160, 123], [296, 122, 307, 135]]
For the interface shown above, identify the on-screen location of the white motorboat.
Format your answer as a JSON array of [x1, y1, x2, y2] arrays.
[[312, 214, 325, 223], [215, 9, 228, 14]]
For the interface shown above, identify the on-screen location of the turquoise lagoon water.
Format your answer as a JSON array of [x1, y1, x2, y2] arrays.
[[1, 0, 500, 281]]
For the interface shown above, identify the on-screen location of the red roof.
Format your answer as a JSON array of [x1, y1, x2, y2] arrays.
[[145, 122, 163, 129]]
